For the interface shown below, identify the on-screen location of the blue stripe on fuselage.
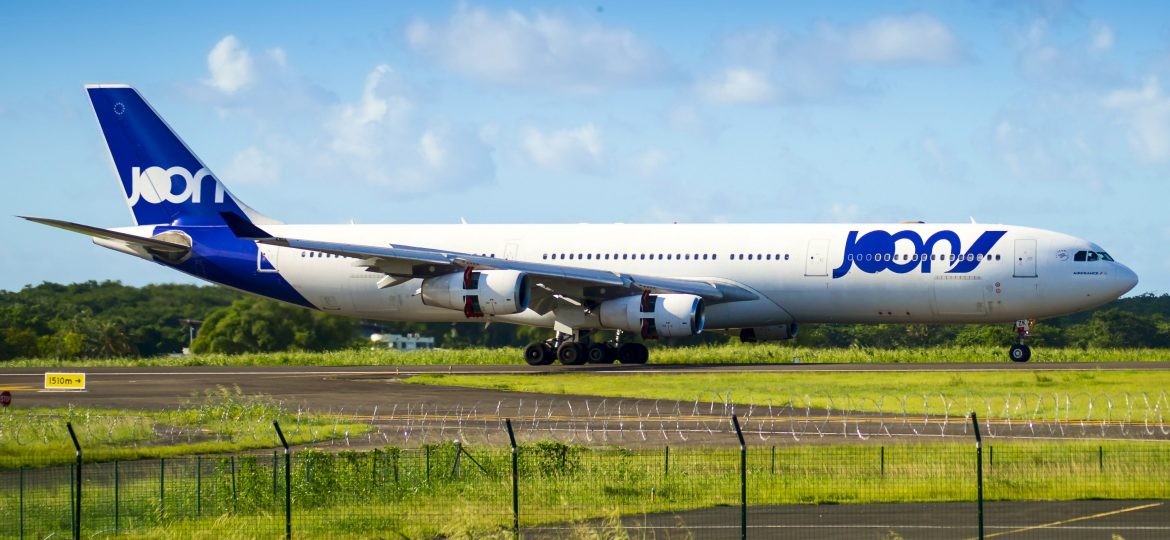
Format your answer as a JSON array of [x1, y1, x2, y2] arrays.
[[150, 225, 314, 309]]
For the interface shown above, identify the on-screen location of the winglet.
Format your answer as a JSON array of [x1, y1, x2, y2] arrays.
[[220, 211, 273, 239]]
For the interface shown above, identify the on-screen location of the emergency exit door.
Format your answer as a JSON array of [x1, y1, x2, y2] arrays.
[[1013, 239, 1037, 278], [804, 239, 829, 276]]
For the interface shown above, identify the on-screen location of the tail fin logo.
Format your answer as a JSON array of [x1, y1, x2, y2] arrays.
[[129, 166, 224, 205]]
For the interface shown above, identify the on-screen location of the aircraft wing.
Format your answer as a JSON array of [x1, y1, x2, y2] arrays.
[[221, 213, 757, 312]]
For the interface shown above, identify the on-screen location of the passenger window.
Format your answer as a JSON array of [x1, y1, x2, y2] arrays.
[[784, 254, 789, 260]]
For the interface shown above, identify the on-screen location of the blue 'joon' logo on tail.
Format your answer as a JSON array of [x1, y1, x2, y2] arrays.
[[87, 85, 246, 226], [832, 229, 1006, 279]]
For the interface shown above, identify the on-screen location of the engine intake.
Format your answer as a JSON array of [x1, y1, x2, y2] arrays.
[[421, 268, 530, 317], [599, 291, 705, 339]]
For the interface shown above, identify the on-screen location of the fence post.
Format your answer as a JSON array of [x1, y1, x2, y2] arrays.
[[196, 456, 202, 516], [665, 446, 670, 477], [273, 450, 279, 497], [19, 467, 24, 540], [771, 446, 775, 476], [66, 422, 82, 540], [732, 415, 746, 540], [506, 419, 519, 537], [274, 421, 292, 540], [1099, 446, 1103, 472], [231, 455, 237, 512], [114, 461, 119, 533], [426, 445, 431, 483], [160, 458, 165, 523], [971, 413, 984, 540], [372, 449, 378, 488]]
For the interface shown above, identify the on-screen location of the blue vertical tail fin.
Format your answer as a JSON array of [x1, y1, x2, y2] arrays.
[[85, 84, 278, 226]]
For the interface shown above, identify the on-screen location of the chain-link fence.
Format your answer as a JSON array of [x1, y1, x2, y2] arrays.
[[3, 417, 1169, 539]]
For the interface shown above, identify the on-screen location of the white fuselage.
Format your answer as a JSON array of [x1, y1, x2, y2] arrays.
[[186, 222, 1137, 332]]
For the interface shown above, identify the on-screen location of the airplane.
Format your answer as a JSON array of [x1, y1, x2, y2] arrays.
[[23, 85, 1139, 365]]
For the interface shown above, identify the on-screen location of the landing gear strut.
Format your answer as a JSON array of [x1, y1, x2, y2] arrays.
[[522, 329, 649, 366], [1010, 319, 1033, 363]]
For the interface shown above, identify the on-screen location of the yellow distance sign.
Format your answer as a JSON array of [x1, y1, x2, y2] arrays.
[[44, 372, 86, 390]]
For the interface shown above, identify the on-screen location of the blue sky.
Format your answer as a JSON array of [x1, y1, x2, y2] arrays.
[[1, 1, 1168, 294]]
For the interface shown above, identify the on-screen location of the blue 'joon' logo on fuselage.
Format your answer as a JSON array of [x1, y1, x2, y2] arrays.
[[831, 229, 1007, 279]]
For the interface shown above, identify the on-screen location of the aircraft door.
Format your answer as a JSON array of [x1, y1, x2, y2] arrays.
[[804, 239, 829, 277], [1013, 239, 1037, 278]]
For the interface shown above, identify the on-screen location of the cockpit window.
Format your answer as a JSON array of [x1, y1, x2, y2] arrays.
[[1073, 250, 1114, 262]]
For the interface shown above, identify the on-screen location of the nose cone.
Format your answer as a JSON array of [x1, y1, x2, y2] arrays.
[[1114, 264, 1139, 297]]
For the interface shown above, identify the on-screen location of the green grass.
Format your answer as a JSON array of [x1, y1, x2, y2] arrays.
[[3, 441, 1167, 539], [3, 345, 1170, 368], [0, 387, 369, 468], [404, 370, 1170, 419]]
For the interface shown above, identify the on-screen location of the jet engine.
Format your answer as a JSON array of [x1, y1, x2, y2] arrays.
[[739, 323, 800, 343], [421, 268, 530, 317], [599, 291, 705, 339]]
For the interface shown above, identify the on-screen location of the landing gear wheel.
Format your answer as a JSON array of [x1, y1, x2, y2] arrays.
[[617, 343, 649, 365], [524, 342, 554, 366], [1009, 344, 1031, 363], [585, 343, 612, 364], [558, 342, 587, 365]]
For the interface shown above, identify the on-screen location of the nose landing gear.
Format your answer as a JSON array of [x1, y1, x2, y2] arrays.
[[1010, 319, 1034, 362]]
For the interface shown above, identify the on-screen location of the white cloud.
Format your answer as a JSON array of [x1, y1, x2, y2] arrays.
[[633, 148, 669, 178], [405, 4, 676, 92], [1090, 20, 1114, 52], [1103, 77, 1170, 163], [222, 147, 280, 185], [698, 14, 961, 105], [205, 36, 254, 94], [843, 14, 960, 64], [326, 65, 495, 193], [697, 67, 776, 105], [1013, 17, 1122, 87], [521, 123, 605, 173]]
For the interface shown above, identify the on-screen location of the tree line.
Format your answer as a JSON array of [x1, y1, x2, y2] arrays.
[[1, 280, 1168, 359]]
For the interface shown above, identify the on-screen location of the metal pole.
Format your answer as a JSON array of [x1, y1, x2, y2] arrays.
[[665, 446, 670, 477], [66, 422, 82, 540], [971, 413, 984, 540], [19, 467, 24, 540], [1099, 446, 1103, 472], [231, 456, 237, 512], [771, 446, 775, 475], [732, 415, 746, 540], [114, 461, 119, 533], [880, 446, 885, 478], [273, 450, 279, 497], [160, 458, 165, 523], [274, 421, 291, 540], [506, 419, 518, 537], [196, 456, 202, 516]]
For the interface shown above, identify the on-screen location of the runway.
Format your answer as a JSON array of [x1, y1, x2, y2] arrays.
[[2, 362, 1168, 446]]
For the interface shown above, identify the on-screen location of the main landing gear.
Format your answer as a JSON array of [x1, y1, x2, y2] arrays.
[[1009, 319, 1034, 362], [523, 330, 649, 366]]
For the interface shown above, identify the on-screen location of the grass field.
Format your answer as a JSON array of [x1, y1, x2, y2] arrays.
[[405, 369, 1170, 419], [0, 388, 369, 468], [4, 441, 1167, 539], [3, 344, 1170, 368]]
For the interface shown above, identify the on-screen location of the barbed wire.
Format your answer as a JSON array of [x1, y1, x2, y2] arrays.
[[3, 391, 1168, 450]]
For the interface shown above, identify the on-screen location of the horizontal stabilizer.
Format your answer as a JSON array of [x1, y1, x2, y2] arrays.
[[20, 216, 190, 254]]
